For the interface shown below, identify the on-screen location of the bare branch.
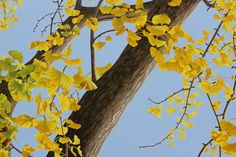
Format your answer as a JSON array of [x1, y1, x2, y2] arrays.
[[93, 29, 115, 41], [90, 0, 105, 82], [33, 12, 56, 32], [10, 144, 34, 157], [222, 75, 236, 119], [198, 139, 213, 157], [202, 0, 215, 8], [139, 79, 195, 148], [202, 21, 223, 57], [148, 87, 192, 105], [50, 0, 64, 34]]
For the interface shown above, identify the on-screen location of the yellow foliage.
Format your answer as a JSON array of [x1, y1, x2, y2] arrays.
[[152, 14, 171, 25], [93, 41, 106, 50], [168, 0, 182, 6], [64, 119, 81, 129]]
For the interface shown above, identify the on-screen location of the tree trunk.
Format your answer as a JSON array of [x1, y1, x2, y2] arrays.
[[47, 0, 201, 156]]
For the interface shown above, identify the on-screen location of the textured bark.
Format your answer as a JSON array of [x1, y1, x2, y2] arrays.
[[46, 0, 201, 157]]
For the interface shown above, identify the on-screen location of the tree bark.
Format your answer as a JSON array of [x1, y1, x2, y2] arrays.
[[47, 0, 201, 156]]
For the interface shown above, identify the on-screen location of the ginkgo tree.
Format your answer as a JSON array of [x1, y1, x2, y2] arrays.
[[0, 0, 235, 157]]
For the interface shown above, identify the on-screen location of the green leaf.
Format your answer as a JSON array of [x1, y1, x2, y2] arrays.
[[8, 50, 24, 63], [0, 59, 17, 72], [3, 126, 18, 139], [0, 118, 10, 129], [19, 64, 36, 78], [0, 94, 12, 113], [6, 71, 18, 81], [8, 79, 33, 102]]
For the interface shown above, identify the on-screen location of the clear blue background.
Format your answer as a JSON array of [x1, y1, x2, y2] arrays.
[[0, 0, 234, 157]]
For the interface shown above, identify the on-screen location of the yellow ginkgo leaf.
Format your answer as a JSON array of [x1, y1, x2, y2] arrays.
[[64, 58, 82, 67], [220, 120, 236, 136], [30, 41, 51, 51], [64, 119, 81, 129], [64, 8, 80, 16], [59, 137, 70, 144], [150, 47, 165, 63], [47, 35, 64, 46], [222, 142, 236, 156], [22, 145, 34, 157], [136, 0, 144, 9], [58, 93, 70, 112], [69, 98, 81, 111], [148, 106, 162, 119], [166, 107, 176, 114], [95, 63, 112, 78], [66, 0, 75, 8], [100, 6, 113, 14], [178, 134, 186, 140], [72, 15, 84, 24], [47, 67, 74, 89], [73, 135, 80, 145], [55, 127, 68, 135], [85, 18, 99, 31], [80, 78, 97, 91], [93, 42, 105, 50], [169, 141, 175, 147], [0, 149, 8, 157], [168, 0, 182, 6], [34, 120, 57, 133], [63, 45, 72, 57], [152, 14, 171, 25], [15, 114, 34, 128], [105, 36, 112, 41]]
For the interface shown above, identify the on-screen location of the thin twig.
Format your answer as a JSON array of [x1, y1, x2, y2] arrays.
[[10, 144, 34, 157], [139, 79, 195, 148], [90, 0, 105, 82], [202, 21, 223, 57], [198, 139, 213, 157], [93, 29, 115, 41], [41, 22, 61, 36], [202, 0, 215, 8], [50, 0, 64, 34], [222, 76, 236, 119], [90, 30, 97, 82], [233, 31, 236, 58], [33, 12, 56, 32], [148, 88, 192, 105]]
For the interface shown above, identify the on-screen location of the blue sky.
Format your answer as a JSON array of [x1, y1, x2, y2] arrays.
[[0, 0, 234, 157]]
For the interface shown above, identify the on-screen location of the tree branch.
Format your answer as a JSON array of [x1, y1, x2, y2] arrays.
[[46, 1, 201, 156], [140, 79, 195, 148]]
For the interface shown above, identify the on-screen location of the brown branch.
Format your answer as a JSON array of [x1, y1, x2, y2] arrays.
[[93, 29, 115, 41], [140, 79, 195, 148], [10, 144, 34, 157], [198, 139, 213, 157], [90, 30, 97, 82], [202, 0, 214, 8], [56, 0, 64, 22], [50, 0, 64, 34], [41, 22, 62, 36], [148, 87, 192, 105], [202, 21, 223, 57], [206, 94, 221, 130], [233, 31, 236, 58], [222, 75, 236, 119], [33, 12, 56, 32], [90, 0, 104, 82]]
